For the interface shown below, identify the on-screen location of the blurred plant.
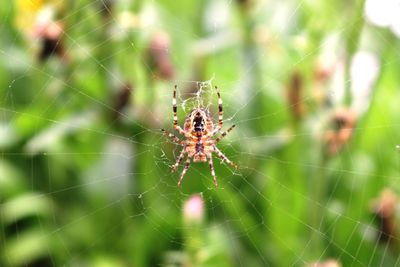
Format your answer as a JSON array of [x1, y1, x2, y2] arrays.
[[343, 0, 366, 106], [0, 160, 55, 266], [236, 0, 252, 9], [364, 0, 400, 37], [15, 0, 67, 62], [370, 188, 398, 244], [35, 20, 67, 62], [349, 51, 380, 115], [111, 83, 133, 121], [182, 194, 205, 266], [312, 54, 338, 107], [99, 0, 115, 19], [287, 70, 305, 121], [164, 194, 232, 267], [324, 108, 356, 156], [146, 31, 175, 81], [14, 0, 45, 32]]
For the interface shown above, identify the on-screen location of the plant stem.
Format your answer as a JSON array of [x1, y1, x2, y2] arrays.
[[308, 153, 328, 259], [344, 0, 366, 106]]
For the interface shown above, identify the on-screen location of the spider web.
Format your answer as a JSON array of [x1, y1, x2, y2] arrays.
[[1, 0, 400, 267]]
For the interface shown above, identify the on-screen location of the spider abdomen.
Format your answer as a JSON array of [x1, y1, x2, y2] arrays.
[[195, 142, 204, 152], [193, 116, 204, 132], [193, 141, 206, 162]]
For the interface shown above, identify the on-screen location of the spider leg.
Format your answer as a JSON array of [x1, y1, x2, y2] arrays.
[[171, 146, 186, 172], [161, 129, 184, 145], [215, 124, 236, 143], [213, 146, 238, 169], [212, 86, 223, 135], [177, 157, 192, 187], [172, 85, 186, 136], [207, 155, 218, 188]]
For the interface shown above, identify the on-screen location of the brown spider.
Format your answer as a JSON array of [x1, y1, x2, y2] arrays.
[[162, 85, 238, 188]]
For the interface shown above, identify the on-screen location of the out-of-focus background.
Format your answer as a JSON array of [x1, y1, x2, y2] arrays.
[[1, 0, 400, 266]]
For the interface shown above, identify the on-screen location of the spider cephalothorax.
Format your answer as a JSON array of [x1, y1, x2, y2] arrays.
[[162, 85, 238, 188]]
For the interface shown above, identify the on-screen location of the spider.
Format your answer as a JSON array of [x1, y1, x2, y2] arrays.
[[162, 85, 238, 188]]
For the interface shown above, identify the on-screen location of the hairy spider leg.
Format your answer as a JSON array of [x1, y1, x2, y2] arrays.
[[212, 86, 224, 135], [177, 157, 192, 187], [213, 146, 238, 169], [171, 146, 186, 172], [173, 85, 186, 136], [215, 124, 236, 143], [161, 129, 183, 144], [207, 155, 218, 188]]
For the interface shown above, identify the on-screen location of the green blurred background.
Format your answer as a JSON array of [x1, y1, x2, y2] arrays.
[[1, 0, 400, 266]]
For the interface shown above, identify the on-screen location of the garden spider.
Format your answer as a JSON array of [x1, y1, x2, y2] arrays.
[[162, 85, 238, 188]]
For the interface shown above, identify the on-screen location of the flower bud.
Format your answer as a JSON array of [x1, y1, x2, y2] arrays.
[[371, 188, 398, 243], [309, 259, 341, 267], [183, 194, 204, 224], [146, 31, 175, 80], [324, 108, 356, 156]]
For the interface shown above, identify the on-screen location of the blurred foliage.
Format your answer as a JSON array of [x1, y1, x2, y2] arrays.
[[1, 0, 400, 266]]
